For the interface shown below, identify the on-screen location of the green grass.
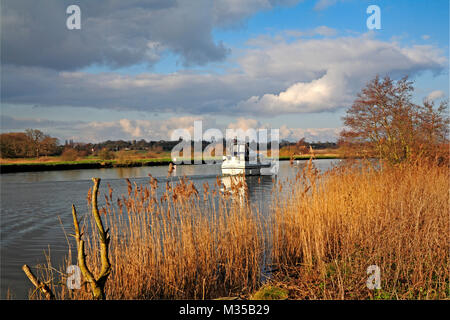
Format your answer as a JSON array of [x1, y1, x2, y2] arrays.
[[0, 157, 175, 173], [0, 154, 341, 173], [1, 157, 172, 166], [250, 286, 289, 300]]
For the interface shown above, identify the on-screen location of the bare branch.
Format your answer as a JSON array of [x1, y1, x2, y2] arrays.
[[22, 264, 55, 300]]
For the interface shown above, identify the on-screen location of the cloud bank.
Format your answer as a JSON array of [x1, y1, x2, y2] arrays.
[[2, 33, 446, 116], [1, 1, 447, 143], [1, 0, 300, 70], [2, 114, 341, 143]]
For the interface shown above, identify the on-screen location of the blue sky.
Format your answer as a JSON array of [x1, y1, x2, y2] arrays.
[[1, 0, 448, 142]]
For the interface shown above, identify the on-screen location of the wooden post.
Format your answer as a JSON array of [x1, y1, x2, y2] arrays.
[[22, 177, 111, 300], [72, 178, 111, 300]]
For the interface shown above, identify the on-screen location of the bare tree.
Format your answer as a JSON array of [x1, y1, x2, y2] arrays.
[[72, 178, 111, 300], [22, 178, 112, 300], [340, 75, 449, 164], [415, 99, 449, 160], [1, 130, 59, 158], [25, 129, 45, 157]]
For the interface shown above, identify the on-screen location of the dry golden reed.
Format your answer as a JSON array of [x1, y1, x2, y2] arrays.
[[271, 159, 449, 299], [33, 159, 448, 300], [52, 175, 263, 300]]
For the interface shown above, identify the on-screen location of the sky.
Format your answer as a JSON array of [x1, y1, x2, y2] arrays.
[[1, 0, 449, 143]]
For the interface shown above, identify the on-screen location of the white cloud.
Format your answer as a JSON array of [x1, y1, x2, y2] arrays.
[[2, 0, 304, 70], [284, 26, 337, 38], [119, 119, 143, 137], [2, 114, 341, 142], [314, 26, 338, 37], [235, 69, 351, 114], [314, 0, 338, 11], [69, 116, 214, 142], [227, 118, 263, 131], [426, 90, 445, 101], [279, 125, 341, 141], [234, 34, 447, 114], [2, 34, 447, 117]]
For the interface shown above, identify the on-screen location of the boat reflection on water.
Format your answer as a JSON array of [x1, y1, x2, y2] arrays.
[[220, 175, 247, 200], [219, 174, 276, 208]]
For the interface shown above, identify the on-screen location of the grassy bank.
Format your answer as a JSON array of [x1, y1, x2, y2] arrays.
[[0, 158, 174, 173], [29, 159, 448, 300], [0, 154, 340, 173]]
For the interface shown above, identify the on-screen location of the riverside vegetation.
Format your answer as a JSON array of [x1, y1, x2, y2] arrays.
[[25, 158, 449, 300], [20, 75, 450, 300]]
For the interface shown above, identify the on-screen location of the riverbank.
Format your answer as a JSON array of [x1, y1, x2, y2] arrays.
[[28, 159, 448, 300], [0, 158, 173, 173], [0, 154, 340, 173], [20, 162, 450, 299]]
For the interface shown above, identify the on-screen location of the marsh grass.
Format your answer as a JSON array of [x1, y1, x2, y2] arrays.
[[32, 159, 449, 300], [42, 175, 264, 300], [270, 159, 449, 299]]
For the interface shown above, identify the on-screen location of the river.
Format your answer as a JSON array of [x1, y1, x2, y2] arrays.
[[0, 159, 339, 299]]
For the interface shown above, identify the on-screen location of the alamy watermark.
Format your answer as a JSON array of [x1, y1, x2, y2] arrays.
[[170, 120, 279, 175], [66, 5, 81, 30], [66, 264, 81, 289], [366, 265, 381, 290], [366, 5, 381, 30]]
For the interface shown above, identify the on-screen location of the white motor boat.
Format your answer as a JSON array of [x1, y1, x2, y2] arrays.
[[221, 141, 277, 176]]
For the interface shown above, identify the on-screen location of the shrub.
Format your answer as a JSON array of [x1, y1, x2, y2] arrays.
[[60, 148, 79, 161], [98, 148, 114, 160], [115, 150, 135, 166]]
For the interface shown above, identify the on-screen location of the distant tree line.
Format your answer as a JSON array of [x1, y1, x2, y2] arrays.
[[0, 129, 59, 158], [280, 139, 338, 150], [93, 139, 182, 152], [0, 129, 338, 159]]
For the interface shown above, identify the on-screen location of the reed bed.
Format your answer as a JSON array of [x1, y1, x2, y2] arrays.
[[270, 159, 449, 299], [48, 175, 264, 300], [32, 159, 448, 300]]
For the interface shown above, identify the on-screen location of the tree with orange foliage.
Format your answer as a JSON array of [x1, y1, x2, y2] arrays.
[[295, 138, 309, 155], [340, 75, 448, 164]]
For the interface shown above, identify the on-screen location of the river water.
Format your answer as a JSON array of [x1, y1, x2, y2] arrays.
[[0, 159, 339, 299]]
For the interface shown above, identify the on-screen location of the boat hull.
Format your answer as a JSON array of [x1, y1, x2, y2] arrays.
[[221, 167, 261, 176], [221, 162, 272, 176]]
